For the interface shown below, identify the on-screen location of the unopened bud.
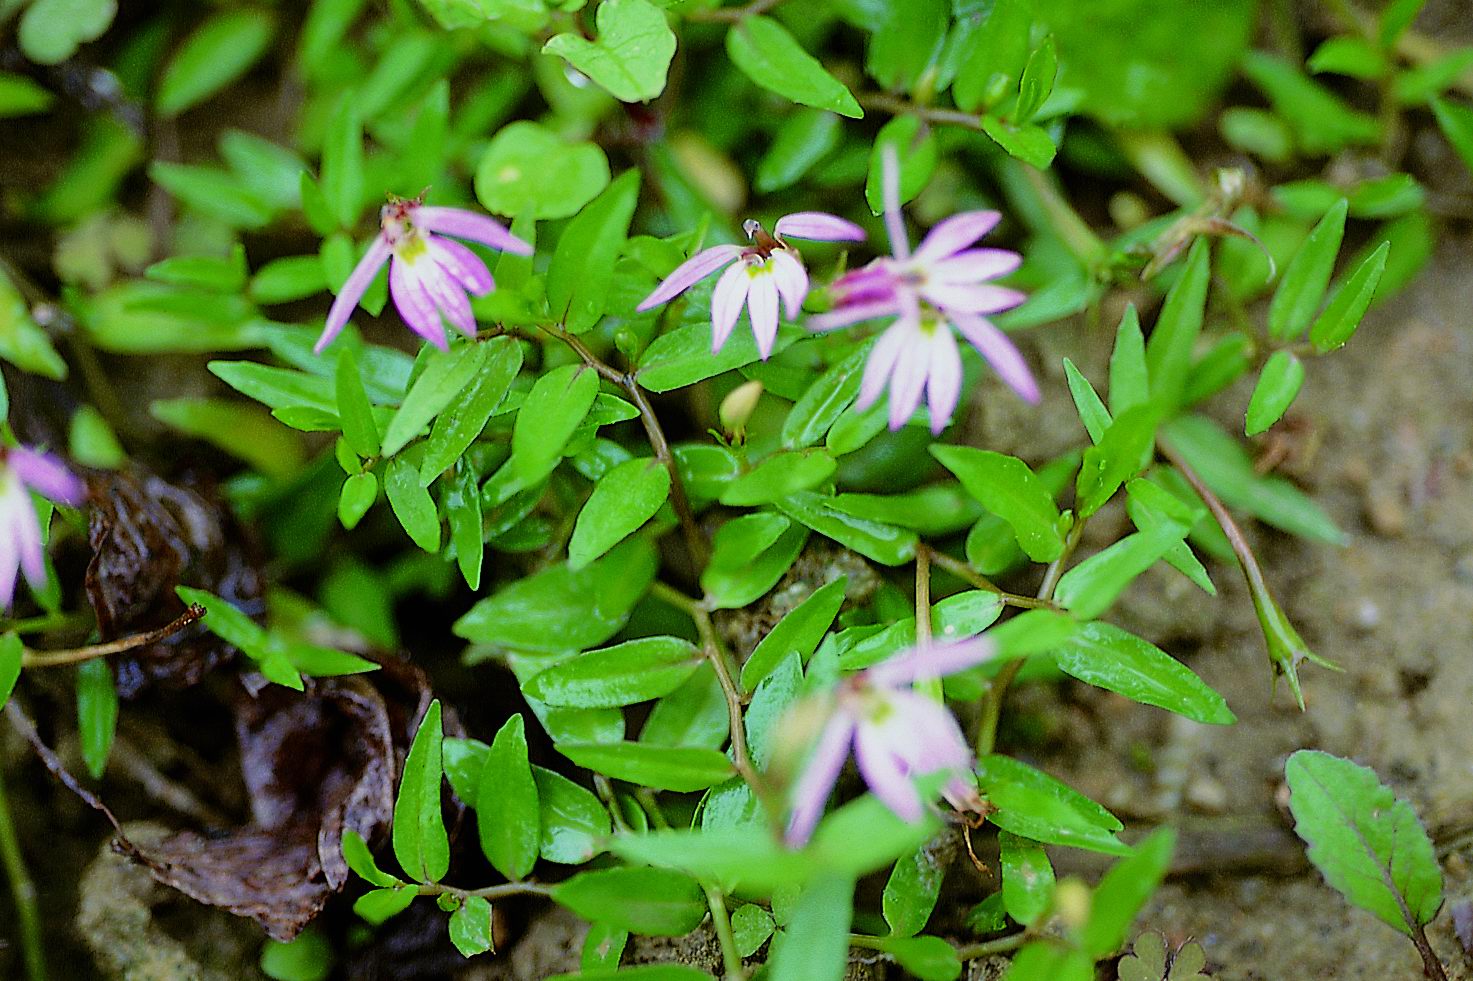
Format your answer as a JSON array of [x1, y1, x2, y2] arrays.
[[1054, 878, 1091, 932], [720, 380, 764, 438]]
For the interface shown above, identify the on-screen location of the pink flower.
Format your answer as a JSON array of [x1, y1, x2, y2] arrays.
[[636, 212, 866, 360], [784, 637, 994, 846], [1, 447, 86, 609], [812, 148, 1038, 433], [314, 198, 531, 353]]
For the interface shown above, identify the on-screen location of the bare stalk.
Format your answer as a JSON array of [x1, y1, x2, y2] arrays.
[[21, 605, 206, 669]]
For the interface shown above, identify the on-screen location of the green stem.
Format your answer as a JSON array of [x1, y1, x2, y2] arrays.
[[0, 768, 45, 981], [918, 545, 1057, 610], [953, 932, 1030, 961], [1017, 165, 1109, 269], [975, 518, 1084, 756], [914, 547, 943, 701], [417, 880, 554, 901], [706, 885, 748, 981]]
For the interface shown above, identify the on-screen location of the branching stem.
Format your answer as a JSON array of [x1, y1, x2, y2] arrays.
[[21, 605, 205, 669], [416, 880, 554, 901], [917, 544, 1056, 610]]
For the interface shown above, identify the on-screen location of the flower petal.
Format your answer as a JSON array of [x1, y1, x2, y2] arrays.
[[880, 144, 910, 261], [856, 319, 909, 410], [925, 323, 963, 435], [921, 282, 1027, 316], [0, 480, 23, 608], [774, 211, 868, 242], [417, 258, 478, 339], [911, 211, 1002, 265], [637, 245, 743, 312], [930, 248, 1021, 284], [390, 257, 449, 350], [951, 312, 1040, 403], [884, 691, 973, 773], [747, 268, 781, 360], [887, 337, 929, 431], [413, 206, 531, 255], [11, 486, 45, 589], [785, 712, 856, 847], [808, 299, 900, 332], [769, 249, 809, 321], [315, 236, 392, 353], [427, 237, 495, 295], [854, 721, 923, 823], [868, 637, 996, 687], [710, 261, 752, 353], [10, 449, 85, 506]]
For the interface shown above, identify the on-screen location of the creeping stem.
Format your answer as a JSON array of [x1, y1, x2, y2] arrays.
[[21, 605, 206, 669], [0, 768, 45, 981]]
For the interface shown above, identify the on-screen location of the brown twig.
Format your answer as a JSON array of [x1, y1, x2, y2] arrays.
[[21, 605, 205, 668], [917, 544, 1056, 610]]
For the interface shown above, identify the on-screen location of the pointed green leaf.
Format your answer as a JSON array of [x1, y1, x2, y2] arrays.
[[1268, 199, 1348, 341], [1079, 828, 1176, 957], [1245, 351, 1306, 436], [1053, 522, 1186, 619], [999, 831, 1054, 927], [543, 0, 675, 103], [419, 337, 521, 484], [1013, 36, 1057, 125], [1109, 305, 1148, 414], [726, 16, 863, 118], [157, 9, 275, 116], [393, 700, 450, 883], [385, 458, 440, 551], [77, 659, 117, 779], [320, 95, 363, 229], [478, 715, 540, 881], [556, 741, 734, 791], [741, 576, 847, 690], [1144, 239, 1210, 408], [511, 363, 600, 481], [1310, 241, 1388, 352], [381, 342, 489, 458], [335, 348, 380, 458], [552, 867, 707, 936], [535, 765, 612, 865], [0, 633, 22, 709], [568, 457, 670, 569], [524, 636, 701, 708], [1433, 97, 1473, 174], [931, 445, 1064, 562], [547, 169, 642, 333], [1062, 358, 1110, 443], [1052, 622, 1235, 724], [883, 842, 946, 938]]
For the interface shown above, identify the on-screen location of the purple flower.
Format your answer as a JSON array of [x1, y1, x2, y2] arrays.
[[0, 447, 86, 609], [784, 637, 995, 846], [636, 212, 866, 360], [812, 148, 1038, 433], [314, 198, 531, 353]]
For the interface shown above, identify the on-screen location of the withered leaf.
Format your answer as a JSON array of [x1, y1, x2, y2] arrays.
[[85, 468, 264, 697]]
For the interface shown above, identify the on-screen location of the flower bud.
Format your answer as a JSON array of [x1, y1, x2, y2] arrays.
[[719, 380, 764, 439]]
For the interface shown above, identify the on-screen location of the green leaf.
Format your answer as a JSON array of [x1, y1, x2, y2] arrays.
[[1245, 351, 1306, 436], [1004, 943, 1092, 981], [952, 0, 1030, 112], [76, 659, 117, 779], [767, 873, 855, 981], [741, 577, 846, 690], [534, 765, 612, 864], [17, 0, 116, 65], [0, 72, 53, 118], [385, 458, 440, 552], [883, 842, 946, 938], [548, 169, 641, 333], [511, 363, 601, 481], [525, 637, 701, 708], [335, 349, 380, 458], [1380, 0, 1427, 49], [1268, 199, 1348, 341], [1074, 405, 1157, 518], [1014, 36, 1058, 124], [420, 337, 521, 485], [775, 490, 918, 566], [1161, 415, 1345, 544], [1286, 750, 1443, 936], [637, 321, 801, 393], [210, 361, 335, 413], [1310, 241, 1389, 353], [445, 467, 484, 588], [1240, 52, 1381, 154], [260, 928, 332, 981], [0, 634, 22, 710], [338, 471, 378, 529], [478, 715, 540, 881], [701, 515, 807, 610], [151, 398, 304, 478], [641, 664, 728, 750], [975, 755, 1129, 855], [476, 121, 611, 220], [382, 343, 490, 458], [1307, 35, 1387, 79], [568, 458, 671, 569], [1052, 622, 1235, 724], [393, 700, 450, 883], [145, 246, 248, 293], [1144, 239, 1209, 408], [931, 446, 1064, 562], [781, 345, 870, 449], [341, 829, 400, 888], [721, 451, 835, 506], [553, 867, 707, 936], [867, 115, 938, 213], [1080, 828, 1176, 957], [157, 10, 275, 116], [867, 0, 947, 92], [549, 966, 713, 981], [979, 116, 1057, 168], [251, 255, 326, 305], [0, 266, 68, 379], [1433, 97, 1473, 173], [1053, 523, 1187, 619], [999, 831, 1053, 927], [757, 109, 842, 193], [582, 921, 629, 970], [1062, 358, 1110, 444], [68, 405, 124, 468], [726, 16, 863, 118], [354, 886, 417, 925], [1108, 305, 1148, 415], [867, 935, 962, 981], [543, 0, 675, 103], [448, 896, 495, 958], [320, 96, 364, 229], [557, 741, 734, 791], [457, 539, 658, 654], [730, 904, 775, 958]]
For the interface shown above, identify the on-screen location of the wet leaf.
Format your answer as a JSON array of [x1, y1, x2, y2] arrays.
[[726, 16, 863, 118], [394, 700, 450, 883]]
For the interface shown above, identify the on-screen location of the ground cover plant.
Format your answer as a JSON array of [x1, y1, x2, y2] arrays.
[[1, 0, 1473, 978]]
